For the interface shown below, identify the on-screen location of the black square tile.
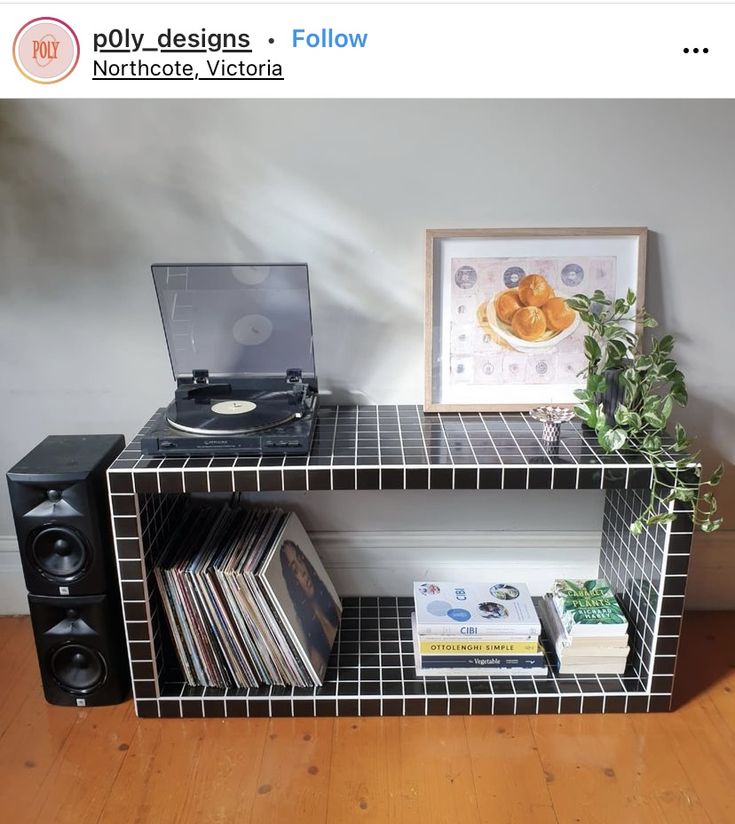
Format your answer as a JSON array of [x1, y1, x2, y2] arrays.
[[553, 468, 577, 489], [259, 471, 282, 492], [602, 468, 627, 489], [111, 495, 137, 516], [338, 699, 360, 717], [626, 695, 649, 713], [538, 696, 560, 714], [357, 469, 380, 490], [430, 468, 453, 489], [559, 696, 582, 713], [184, 472, 208, 493], [478, 468, 502, 489], [133, 472, 159, 494], [292, 699, 315, 717], [515, 696, 538, 715], [380, 468, 404, 490], [233, 471, 258, 492], [333, 469, 356, 490], [582, 696, 604, 713], [359, 699, 381, 716], [204, 700, 226, 717], [405, 469, 429, 489], [454, 468, 478, 489], [604, 696, 626, 713], [528, 468, 552, 489], [307, 469, 331, 490], [109, 473, 134, 493], [648, 694, 672, 713], [135, 700, 159, 718], [503, 468, 527, 489], [492, 697, 515, 715], [282, 470, 307, 491], [159, 472, 184, 493], [181, 700, 204, 718], [159, 699, 181, 718], [208, 472, 232, 493], [577, 468, 602, 489]]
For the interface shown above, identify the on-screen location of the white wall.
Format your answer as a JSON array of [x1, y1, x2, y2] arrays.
[[1, 100, 734, 611]]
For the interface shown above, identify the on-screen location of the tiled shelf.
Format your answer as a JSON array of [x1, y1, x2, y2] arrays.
[[108, 406, 693, 718]]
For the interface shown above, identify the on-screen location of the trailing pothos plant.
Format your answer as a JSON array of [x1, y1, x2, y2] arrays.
[[566, 289, 723, 536]]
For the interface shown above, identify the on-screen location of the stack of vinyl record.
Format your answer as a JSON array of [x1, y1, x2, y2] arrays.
[[411, 581, 547, 676], [154, 503, 341, 688], [538, 579, 630, 674]]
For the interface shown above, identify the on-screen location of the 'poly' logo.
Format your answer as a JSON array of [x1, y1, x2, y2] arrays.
[[13, 17, 79, 83]]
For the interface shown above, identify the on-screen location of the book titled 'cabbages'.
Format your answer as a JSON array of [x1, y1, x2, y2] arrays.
[[551, 579, 628, 637]]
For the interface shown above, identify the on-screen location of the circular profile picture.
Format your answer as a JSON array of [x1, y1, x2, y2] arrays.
[[13, 18, 80, 84], [417, 583, 441, 596], [489, 584, 520, 601], [503, 266, 526, 288], [454, 266, 478, 289], [561, 263, 584, 287], [478, 601, 508, 619]]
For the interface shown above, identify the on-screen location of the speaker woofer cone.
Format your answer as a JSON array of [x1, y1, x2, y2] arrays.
[[29, 525, 89, 582], [49, 643, 106, 694]]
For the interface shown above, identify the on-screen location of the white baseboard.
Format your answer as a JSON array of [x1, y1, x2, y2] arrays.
[[1, 530, 733, 615], [315, 531, 600, 596], [0, 536, 28, 615]]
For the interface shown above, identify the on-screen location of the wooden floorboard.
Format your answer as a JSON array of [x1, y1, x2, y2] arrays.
[[1, 611, 734, 824]]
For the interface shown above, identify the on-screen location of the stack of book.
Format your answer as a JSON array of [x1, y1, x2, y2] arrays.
[[539, 579, 630, 675], [411, 581, 547, 676], [154, 502, 341, 689]]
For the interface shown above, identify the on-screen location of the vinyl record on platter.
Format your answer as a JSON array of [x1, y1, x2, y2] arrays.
[[166, 391, 300, 435]]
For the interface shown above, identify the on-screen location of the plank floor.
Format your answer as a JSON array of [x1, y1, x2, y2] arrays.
[[1, 612, 734, 824]]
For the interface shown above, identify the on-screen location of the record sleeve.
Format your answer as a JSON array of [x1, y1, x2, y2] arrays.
[[258, 513, 342, 685]]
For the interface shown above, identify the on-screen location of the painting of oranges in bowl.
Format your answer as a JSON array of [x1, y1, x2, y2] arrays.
[[477, 274, 579, 353]]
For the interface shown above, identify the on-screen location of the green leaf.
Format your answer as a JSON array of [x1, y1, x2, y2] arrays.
[[661, 396, 673, 422], [574, 388, 592, 402], [642, 432, 662, 452], [673, 487, 696, 502], [659, 360, 678, 380], [671, 383, 688, 406], [587, 373, 607, 394], [630, 520, 644, 536], [709, 463, 724, 487], [674, 422, 689, 450], [584, 335, 601, 362], [565, 296, 588, 313], [658, 335, 674, 354], [701, 518, 723, 533], [605, 339, 627, 364], [628, 412, 643, 430], [647, 513, 676, 525], [641, 317, 659, 328], [600, 428, 627, 453], [643, 411, 665, 430], [614, 404, 631, 426], [626, 288, 636, 305]]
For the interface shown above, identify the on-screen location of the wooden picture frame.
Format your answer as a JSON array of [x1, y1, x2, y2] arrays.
[[424, 227, 648, 412]]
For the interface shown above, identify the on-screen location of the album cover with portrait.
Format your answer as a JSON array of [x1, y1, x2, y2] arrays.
[[258, 513, 342, 685]]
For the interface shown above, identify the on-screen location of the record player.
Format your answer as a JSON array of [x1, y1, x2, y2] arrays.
[[141, 264, 319, 457]]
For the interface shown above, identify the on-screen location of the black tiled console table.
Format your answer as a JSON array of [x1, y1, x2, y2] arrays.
[[108, 406, 692, 718]]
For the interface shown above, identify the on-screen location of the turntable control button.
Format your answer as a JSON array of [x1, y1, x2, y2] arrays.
[[161, 441, 175, 448]]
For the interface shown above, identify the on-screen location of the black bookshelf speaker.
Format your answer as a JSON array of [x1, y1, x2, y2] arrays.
[[27, 594, 130, 706], [7, 435, 125, 596]]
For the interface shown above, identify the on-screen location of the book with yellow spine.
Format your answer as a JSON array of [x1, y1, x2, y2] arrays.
[[418, 638, 540, 655]]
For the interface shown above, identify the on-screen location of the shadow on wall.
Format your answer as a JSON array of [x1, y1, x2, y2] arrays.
[[0, 101, 424, 403]]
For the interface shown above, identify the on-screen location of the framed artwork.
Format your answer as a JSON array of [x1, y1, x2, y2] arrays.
[[424, 227, 647, 412]]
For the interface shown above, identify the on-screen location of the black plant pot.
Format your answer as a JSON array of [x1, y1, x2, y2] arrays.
[[597, 366, 627, 426]]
